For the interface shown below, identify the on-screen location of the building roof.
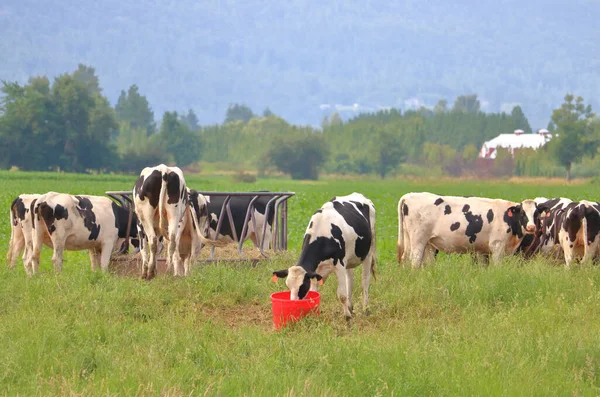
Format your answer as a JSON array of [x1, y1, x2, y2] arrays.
[[479, 131, 551, 159]]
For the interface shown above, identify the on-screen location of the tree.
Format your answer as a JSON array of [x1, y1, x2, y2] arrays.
[[452, 94, 480, 113], [225, 103, 254, 123], [510, 105, 532, 133], [266, 130, 328, 179], [72, 64, 101, 94], [548, 94, 597, 181], [180, 108, 199, 131], [158, 111, 203, 167], [372, 129, 406, 178], [115, 84, 155, 135], [262, 107, 273, 117], [330, 112, 343, 126], [434, 99, 448, 114]]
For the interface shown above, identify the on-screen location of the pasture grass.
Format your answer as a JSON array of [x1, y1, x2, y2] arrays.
[[1, 171, 600, 395]]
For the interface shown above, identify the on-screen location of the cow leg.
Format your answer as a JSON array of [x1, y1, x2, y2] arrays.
[[9, 229, 25, 270], [583, 238, 600, 265], [51, 243, 64, 272], [361, 254, 375, 315], [23, 234, 36, 276], [147, 234, 159, 279], [333, 266, 352, 319], [99, 243, 113, 272], [346, 269, 354, 315], [409, 242, 427, 269], [88, 249, 100, 271], [139, 235, 149, 279]]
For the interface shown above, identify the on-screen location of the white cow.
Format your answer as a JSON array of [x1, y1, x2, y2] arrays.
[[133, 165, 223, 279], [7, 194, 42, 275], [30, 192, 138, 273], [397, 192, 538, 268], [273, 193, 376, 319]]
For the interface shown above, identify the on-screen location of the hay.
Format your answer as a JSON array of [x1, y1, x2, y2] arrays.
[[109, 243, 277, 277]]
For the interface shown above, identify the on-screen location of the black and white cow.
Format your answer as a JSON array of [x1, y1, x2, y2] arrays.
[[397, 192, 538, 268], [557, 200, 600, 268], [272, 193, 376, 319], [205, 193, 276, 249], [520, 197, 574, 259], [172, 189, 227, 275], [133, 165, 222, 279], [7, 194, 42, 275], [30, 192, 138, 273], [133, 164, 189, 279]]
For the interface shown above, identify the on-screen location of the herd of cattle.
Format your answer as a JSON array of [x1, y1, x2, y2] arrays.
[[6, 163, 600, 318], [7, 164, 276, 277]]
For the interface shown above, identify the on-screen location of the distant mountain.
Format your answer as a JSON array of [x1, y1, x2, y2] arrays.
[[1, 0, 598, 128]]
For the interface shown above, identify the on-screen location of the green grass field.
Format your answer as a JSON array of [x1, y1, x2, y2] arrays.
[[2, 171, 600, 396]]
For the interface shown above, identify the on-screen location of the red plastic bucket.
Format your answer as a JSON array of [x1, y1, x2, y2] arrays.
[[270, 291, 321, 329]]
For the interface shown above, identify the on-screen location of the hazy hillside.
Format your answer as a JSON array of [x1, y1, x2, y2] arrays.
[[1, 0, 598, 127]]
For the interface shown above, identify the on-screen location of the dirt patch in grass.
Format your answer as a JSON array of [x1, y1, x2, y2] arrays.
[[199, 302, 273, 329], [109, 244, 275, 277]]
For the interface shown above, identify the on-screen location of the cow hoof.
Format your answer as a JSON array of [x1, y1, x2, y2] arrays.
[[364, 309, 371, 316]]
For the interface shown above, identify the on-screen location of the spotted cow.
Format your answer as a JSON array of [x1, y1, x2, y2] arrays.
[[397, 192, 538, 268], [133, 165, 222, 279], [7, 194, 42, 275], [557, 200, 600, 268], [29, 192, 138, 273], [520, 197, 574, 259], [272, 192, 376, 319], [205, 193, 276, 249]]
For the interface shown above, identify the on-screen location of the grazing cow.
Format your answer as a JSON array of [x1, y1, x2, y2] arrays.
[[272, 193, 376, 319], [205, 193, 276, 249], [558, 200, 600, 268], [397, 192, 538, 268], [7, 194, 42, 275], [30, 192, 138, 273], [521, 197, 574, 259], [133, 165, 222, 279], [171, 189, 226, 275]]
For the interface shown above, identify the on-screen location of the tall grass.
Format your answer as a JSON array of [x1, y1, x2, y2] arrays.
[[1, 171, 600, 395]]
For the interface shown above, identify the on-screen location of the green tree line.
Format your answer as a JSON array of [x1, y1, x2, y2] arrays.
[[1, 65, 598, 180]]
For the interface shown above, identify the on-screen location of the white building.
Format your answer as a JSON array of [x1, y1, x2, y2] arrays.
[[479, 129, 551, 159]]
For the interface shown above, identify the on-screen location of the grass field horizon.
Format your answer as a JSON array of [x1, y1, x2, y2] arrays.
[[2, 170, 600, 396]]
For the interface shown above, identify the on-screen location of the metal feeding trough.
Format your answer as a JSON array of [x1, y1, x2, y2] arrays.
[[105, 190, 295, 265]]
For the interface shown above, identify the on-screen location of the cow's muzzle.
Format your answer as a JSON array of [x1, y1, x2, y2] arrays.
[[526, 225, 536, 233]]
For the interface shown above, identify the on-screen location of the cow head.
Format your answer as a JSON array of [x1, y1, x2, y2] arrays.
[[505, 200, 538, 236], [272, 266, 323, 300]]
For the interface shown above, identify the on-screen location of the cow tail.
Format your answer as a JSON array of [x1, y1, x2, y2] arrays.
[[7, 201, 17, 266], [31, 199, 46, 264], [371, 217, 376, 281], [158, 173, 169, 239], [397, 197, 405, 263], [582, 205, 600, 262], [189, 205, 228, 247]]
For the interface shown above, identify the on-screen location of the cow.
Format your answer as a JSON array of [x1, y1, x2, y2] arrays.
[[397, 192, 538, 268], [557, 200, 600, 268], [133, 165, 222, 279], [170, 189, 226, 276], [272, 193, 376, 319], [29, 192, 139, 273], [204, 193, 276, 250], [7, 194, 42, 275], [521, 197, 574, 259]]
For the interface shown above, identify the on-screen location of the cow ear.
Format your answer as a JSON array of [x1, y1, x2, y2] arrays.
[[306, 271, 323, 285], [272, 269, 288, 281], [507, 205, 522, 217]]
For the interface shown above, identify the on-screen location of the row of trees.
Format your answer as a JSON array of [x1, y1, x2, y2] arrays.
[[1, 65, 598, 179]]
